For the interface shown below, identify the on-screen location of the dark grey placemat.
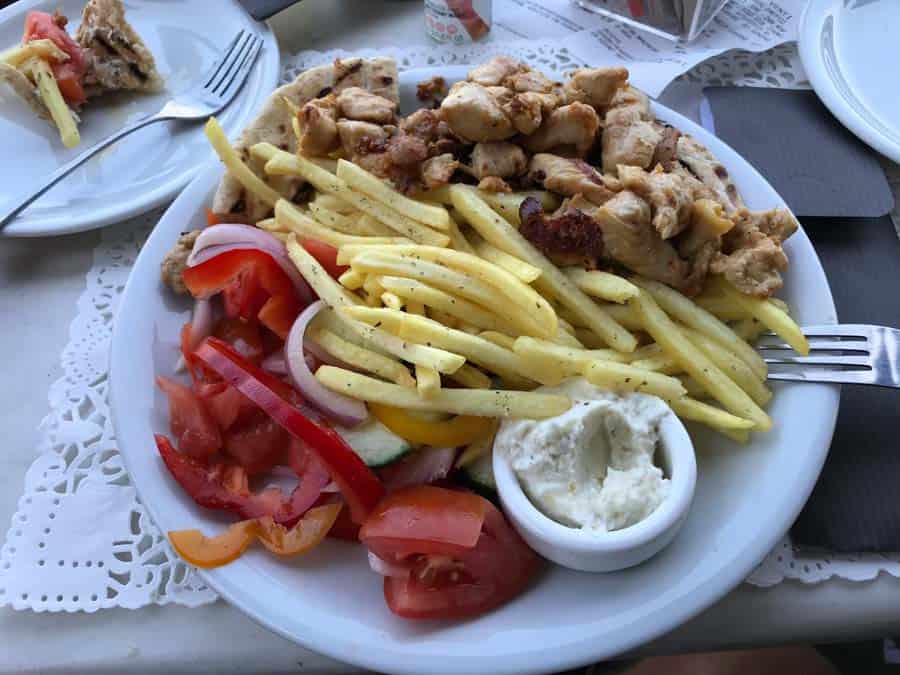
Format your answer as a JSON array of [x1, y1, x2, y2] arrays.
[[705, 87, 894, 218], [790, 215, 900, 552]]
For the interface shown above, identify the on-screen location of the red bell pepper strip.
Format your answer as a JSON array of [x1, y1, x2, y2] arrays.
[[193, 337, 384, 523]]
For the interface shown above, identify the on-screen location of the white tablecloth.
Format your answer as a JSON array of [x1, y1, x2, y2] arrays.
[[2, 1, 900, 672]]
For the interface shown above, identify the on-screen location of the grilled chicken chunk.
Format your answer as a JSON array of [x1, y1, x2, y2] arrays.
[[337, 119, 387, 157], [440, 81, 515, 142], [618, 165, 695, 239], [676, 135, 744, 213], [421, 153, 459, 189], [522, 102, 600, 157], [470, 142, 527, 179], [477, 176, 512, 192], [519, 197, 605, 268], [76, 0, 163, 97], [529, 154, 620, 205], [563, 67, 628, 110], [506, 69, 556, 94], [295, 97, 339, 156], [160, 230, 199, 295], [468, 56, 528, 87], [336, 86, 397, 124]]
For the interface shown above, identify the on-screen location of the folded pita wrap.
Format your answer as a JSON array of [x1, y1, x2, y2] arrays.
[[211, 57, 399, 223]]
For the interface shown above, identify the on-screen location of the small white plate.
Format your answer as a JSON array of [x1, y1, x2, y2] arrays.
[[0, 0, 279, 237], [800, 0, 900, 163], [110, 67, 840, 675]]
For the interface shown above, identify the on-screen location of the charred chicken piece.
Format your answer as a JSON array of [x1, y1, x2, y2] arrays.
[[519, 197, 606, 268], [618, 164, 695, 239], [470, 142, 527, 180], [563, 66, 628, 110], [522, 102, 601, 157], [440, 81, 515, 142], [676, 135, 744, 213], [295, 96, 339, 156], [421, 153, 459, 189], [529, 154, 620, 206], [336, 86, 397, 124]]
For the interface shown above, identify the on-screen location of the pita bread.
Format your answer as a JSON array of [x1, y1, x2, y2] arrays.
[[0, 63, 48, 120], [211, 57, 399, 223], [75, 0, 164, 97]]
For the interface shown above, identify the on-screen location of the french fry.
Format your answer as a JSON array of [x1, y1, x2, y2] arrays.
[[719, 428, 750, 443], [632, 291, 770, 430], [337, 244, 556, 335], [24, 58, 79, 148], [257, 145, 449, 246], [380, 291, 404, 311], [2, 39, 69, 68], [312, 193, 357, 215], [513, 336, 630, 385], [595, 303, 644, 331], [731, 318, 767, 342], [583, 360, 687, 400], [379, 275, 505, 332], [479, 331, 516, 350], [337, 268, 366, 290], [362, 275, 385, 307], [451, 186, 635, 352], [631, 354, 681, 375], [692, 199, 735, 236], [694, 293, 748, 321], [670, 398, 755, 432], [427, 308, 459, 329], [632, 277, 768, 379], [427, 185, 560, 225], [275, 200, 411, 248], [445, 213, 477, 254], [712, 278, 809, 355], [551, 325, 584, 349], [285, 236, 362, 308], [469, 233, 542, 283], [406, 301, 442, 398], [680, 325, 772, 406], [456, 420, 499, 467], [308, 324, 415, 387], [566, 268, 639, 304], [345, 250, 550, 338], [309, 202, 368, 235], [573, 328, 609, 350], [447, 363, 492, 389], [357, 214, 398, 237], [677, 375, 708, 399], [337, 159, 450, 229], [342, 306, 535, 387], [315, 366, 571, 418], [206, 120, 282, 205]]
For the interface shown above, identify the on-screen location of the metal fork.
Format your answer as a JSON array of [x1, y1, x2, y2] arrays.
[[0, 29, 264, 230], [758, 324, 900, 388]]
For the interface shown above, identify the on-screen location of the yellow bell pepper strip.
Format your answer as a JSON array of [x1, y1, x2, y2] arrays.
[[168, 520, 258, 569], [369, 403, 494, 447]]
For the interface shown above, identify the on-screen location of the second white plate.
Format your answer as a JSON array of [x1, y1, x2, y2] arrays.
[[0, 0, 279, 237], [800, 0, 900, 164]]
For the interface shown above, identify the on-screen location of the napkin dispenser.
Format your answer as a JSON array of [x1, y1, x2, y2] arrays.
[[573, 0, 729, 42]]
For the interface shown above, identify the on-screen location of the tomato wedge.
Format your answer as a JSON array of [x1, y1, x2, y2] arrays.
[[361, 486, 539, 619], [183, 249, 303, 336], [168, 520, 258, 568], [155, 435, 328, 525], [256, 503, 342, 555], [156, 376, 222, 459], [213, 317, 265, 363], [301, 239, 347, 279], [23, 11, 86, 104], [192, 337, 384, 523]]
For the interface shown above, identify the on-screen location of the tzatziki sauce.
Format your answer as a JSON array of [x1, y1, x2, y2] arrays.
[[495, 378, 670, 533]]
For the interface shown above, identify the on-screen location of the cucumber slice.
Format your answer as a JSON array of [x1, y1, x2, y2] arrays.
[[459, 450, 496, 497], [334, 419, 412, 468]]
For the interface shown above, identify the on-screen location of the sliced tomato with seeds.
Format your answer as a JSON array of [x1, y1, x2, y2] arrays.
[[155, 376, 221, 459], [222, 414, 288, 476], [23, 11, 86, 104]]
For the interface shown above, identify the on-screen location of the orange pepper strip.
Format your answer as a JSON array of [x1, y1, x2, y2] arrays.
[[256, 503, 343, 556], [169, 520, 258, 568], [369, 403, 494, 447]]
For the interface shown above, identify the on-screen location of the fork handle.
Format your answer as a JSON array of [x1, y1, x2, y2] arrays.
[[0, 112, 168, 232]]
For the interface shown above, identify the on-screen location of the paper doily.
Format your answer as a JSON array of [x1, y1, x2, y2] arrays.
[[0, 40, 890, 614]]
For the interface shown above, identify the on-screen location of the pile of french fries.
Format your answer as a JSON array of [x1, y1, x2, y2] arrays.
[[1, 39, 80, 147], [204, 117, 810, 451]]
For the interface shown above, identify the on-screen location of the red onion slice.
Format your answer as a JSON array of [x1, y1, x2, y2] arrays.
[[187, 224, 315, 305], [285, 300, 368, 427], [261, 352, 288, 376], [186, 298, 215, 352], [367, 551, 411, 578], [379, 446, 458, 491]]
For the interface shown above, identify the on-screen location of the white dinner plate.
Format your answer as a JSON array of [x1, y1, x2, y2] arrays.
[[0, 0, 279, 237], [800, 0, 900, 164], [110, 66, 840, 675]]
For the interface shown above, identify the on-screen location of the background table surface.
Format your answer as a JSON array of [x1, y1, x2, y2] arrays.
[[2, 1, 900, 673]]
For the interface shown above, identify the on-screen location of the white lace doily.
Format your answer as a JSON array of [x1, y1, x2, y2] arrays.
[[1, 40, 891, 615]]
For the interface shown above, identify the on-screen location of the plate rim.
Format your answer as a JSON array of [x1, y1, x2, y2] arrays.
[[0, 0, 280, 238], [799, 0, 900, 164], [110, 69, 839, 674]]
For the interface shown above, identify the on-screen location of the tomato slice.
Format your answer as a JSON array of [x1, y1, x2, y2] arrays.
[[256, 503, 342, 555], [360, 486, 485, 561], [23, 11, 86, 105], [361, 486, 539, 619], [156, 376, 222, 459], [222, 415, 288, 476], [193, 337, 384, 523], [168, 520, 258, 568], [301, 239, 347, 279], [201, 384, 257, 431], [155, 435, 328, 525], [213, 317, 265, 363]]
